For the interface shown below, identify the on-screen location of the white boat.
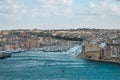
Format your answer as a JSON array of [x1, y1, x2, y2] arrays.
[[0, 52, 6, 59], [0, 51, 12, 58]]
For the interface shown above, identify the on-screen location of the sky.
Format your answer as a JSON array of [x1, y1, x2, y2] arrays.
[[0, 0, 120, 30]]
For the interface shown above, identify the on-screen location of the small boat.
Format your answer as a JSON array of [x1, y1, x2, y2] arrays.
[[0, 51, 12, 59], [11, 48, 22, 53], [4, 53, 12, 57], [0, 53, 6, 59]]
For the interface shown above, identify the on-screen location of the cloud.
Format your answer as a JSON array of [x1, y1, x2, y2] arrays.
[[0, 0, 25, 15], [0, 0, 73, 18], [36, 0, 73, 16], [89, 1, 95, 8], [0, 0, 36, 17], [111, 3, 120, 16], [87, 0, 120, 17], [114, 0, 120, 1], [37, 0, 73, 7], [0, 0, 120, 30], [0, 0, 120, 17]]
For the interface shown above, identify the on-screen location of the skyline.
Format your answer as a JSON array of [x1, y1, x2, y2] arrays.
[[0, 0, 120, 30]]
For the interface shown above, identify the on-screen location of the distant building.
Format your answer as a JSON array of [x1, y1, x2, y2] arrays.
[[82, 44, 101, 60], [103, 46, 112, 60]]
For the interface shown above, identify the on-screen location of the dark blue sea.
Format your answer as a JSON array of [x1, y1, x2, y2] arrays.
[[0, 46, 120, 80]]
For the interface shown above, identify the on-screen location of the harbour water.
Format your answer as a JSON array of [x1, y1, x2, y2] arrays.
[[0, 46, 120, 80]]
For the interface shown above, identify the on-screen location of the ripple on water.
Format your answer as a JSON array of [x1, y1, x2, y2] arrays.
[[0, 46, 120, 80]]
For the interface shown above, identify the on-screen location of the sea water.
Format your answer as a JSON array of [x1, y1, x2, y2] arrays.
[[0, 46, 120, 80]]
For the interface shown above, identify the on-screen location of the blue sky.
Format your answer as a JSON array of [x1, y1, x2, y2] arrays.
[[0, 0, 120, 30]]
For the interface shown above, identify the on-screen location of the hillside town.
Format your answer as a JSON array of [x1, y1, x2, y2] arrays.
[[0, 29, 82, 58], [0, 28, 120, 64], [80, 29, 120, 63]]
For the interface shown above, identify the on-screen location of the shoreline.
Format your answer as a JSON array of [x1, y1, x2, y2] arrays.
[[30, 44, 79, 52], [0, 49, 27, 59], [0, 44, 80, 59], [79, 56, 120, 65]]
